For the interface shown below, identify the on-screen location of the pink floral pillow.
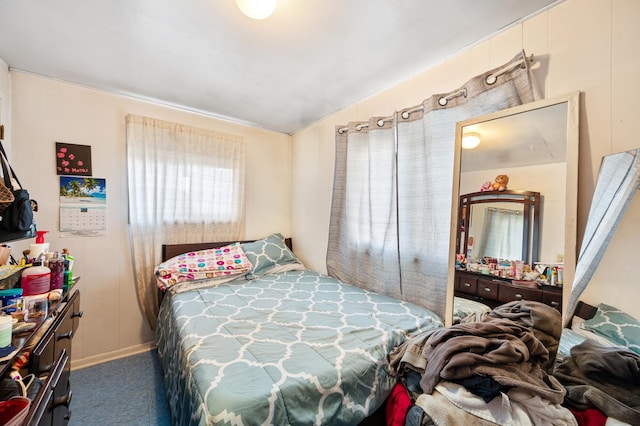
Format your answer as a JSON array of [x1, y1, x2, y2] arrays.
[[155, 242, 251, 291]]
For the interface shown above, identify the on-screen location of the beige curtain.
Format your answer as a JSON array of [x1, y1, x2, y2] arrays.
[[328, 51, 539, 320], [126, 115, 245, 330]]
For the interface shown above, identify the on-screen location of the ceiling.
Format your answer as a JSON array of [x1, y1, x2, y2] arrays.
[[0, 0, 560, 135]]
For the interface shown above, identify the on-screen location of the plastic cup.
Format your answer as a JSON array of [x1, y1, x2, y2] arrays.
[[0, 315, 12, 347]]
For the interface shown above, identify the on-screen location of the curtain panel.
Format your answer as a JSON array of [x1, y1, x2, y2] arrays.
[[328, 51, 539, 319], [126, 115, 246, 329]]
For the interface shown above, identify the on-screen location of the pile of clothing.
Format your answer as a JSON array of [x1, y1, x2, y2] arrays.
[[389, 300, 576, 425], [554, 339, 640, 425]]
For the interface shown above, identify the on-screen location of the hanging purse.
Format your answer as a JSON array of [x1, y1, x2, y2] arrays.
[[0, 182, 14, 213], [0, 142, 34, 233]]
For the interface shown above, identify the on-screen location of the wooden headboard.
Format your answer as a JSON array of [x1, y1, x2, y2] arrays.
[[573, 300, 598, 321], [162, 238, 293, 261]]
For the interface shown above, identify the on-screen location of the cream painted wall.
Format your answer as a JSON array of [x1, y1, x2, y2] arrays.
[[0, 58, 10, 157], [291, 0, 640, 318], [6, 72, 292, 366]]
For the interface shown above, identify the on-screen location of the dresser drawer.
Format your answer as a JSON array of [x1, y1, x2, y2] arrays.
[[456, 273, 477, 295], [30, 319, 57, 377], [542, 290, 562, 311], [476, 279, 500, 301], [29, 292, 77, 378], [25, 350, 69, 426], [498, 284, 542, 303], [51, 350, 71, 425]]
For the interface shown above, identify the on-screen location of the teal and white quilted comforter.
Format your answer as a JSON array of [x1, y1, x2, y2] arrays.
[[156, 270, 442, 425]]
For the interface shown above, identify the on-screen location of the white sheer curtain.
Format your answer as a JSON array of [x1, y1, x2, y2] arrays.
[[126, 115, 245, 329], [477, 207, 524, 261], [328, 51, 539, 319]]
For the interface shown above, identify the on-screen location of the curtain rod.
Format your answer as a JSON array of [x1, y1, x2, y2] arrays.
[[337, 54, 534, 135]]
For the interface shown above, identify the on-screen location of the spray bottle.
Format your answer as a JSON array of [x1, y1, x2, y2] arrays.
[[29, 231, 49, 261]]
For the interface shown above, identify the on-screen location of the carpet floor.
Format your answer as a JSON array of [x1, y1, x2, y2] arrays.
[[68, 349, 171, 426]]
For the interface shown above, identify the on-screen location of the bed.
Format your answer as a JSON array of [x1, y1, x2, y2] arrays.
[[452, 296, 491, 324], [154, 233, 443, 426]]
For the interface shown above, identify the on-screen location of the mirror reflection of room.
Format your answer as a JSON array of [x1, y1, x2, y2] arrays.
[[452, 95, 578, 323]]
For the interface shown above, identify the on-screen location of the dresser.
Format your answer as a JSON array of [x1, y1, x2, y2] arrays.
[[0, 285, 82, 425], [455, 270, 562, 311]]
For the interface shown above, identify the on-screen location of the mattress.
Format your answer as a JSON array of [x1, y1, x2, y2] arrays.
[[156, 269, 442, 425]]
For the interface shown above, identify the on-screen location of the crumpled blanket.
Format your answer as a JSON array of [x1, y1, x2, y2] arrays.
[[418, 319, 549, 393], [489, 300, 562, 372], [553, 339, 640, 425]]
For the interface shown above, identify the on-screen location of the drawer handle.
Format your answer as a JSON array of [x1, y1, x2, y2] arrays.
[[464, 283, 471, 287], [483, 288, 492, 293], [515, 294, 523, 300], [39, 362, 53, 374], [58, 330, 73, 340], [54, 390, 72, 408], [72, 310, 83, 319], [551, 301, 560, 308]]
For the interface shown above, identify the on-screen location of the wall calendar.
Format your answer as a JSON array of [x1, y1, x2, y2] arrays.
[[59, 176, 107, 237]]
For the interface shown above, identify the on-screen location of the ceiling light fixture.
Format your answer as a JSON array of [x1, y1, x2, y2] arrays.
[[461, 133, 481, 150], [235, 0, 277, 20]]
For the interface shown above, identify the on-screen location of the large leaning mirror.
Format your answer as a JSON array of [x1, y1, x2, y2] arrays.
[[553, 149, 640, 420], [565, 148, 640, 323], [446, 92, 580, 327]]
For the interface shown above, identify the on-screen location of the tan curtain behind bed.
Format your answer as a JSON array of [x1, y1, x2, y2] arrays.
[[328, 51, 539, 320], [126, 115, 246, 330]]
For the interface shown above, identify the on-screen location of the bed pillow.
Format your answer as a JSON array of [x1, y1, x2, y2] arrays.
[[571, 316, 621, 348], [581, 303, 640, 354], [155, 242, 252, 291], [241, 233, 304, 279]]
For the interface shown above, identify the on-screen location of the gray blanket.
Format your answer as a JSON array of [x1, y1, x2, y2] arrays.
[[553, 339, 640, 425], [489, 300, 562, 372]]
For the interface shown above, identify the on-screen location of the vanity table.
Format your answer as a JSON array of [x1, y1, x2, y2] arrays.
[[0, 282, 82, 425], [455, 269, 562, 310]]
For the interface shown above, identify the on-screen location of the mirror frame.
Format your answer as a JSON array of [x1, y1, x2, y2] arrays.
[[457, 190, 541, 265], [446, 91, 580, 327]]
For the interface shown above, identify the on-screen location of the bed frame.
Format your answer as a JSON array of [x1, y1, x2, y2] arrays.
[[161, 237, 293, 261], [573, 300, 597, 321]]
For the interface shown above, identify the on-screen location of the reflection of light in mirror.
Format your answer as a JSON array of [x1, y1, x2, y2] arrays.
[[462, 133, 481, 149]]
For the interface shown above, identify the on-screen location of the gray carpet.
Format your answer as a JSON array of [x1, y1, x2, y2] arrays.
[[69, 349, 171, 426]]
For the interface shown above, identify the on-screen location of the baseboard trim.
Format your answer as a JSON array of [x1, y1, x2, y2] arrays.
[[70, 342, 156, 371]]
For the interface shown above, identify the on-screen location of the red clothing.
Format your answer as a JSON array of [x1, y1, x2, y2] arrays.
[[386, 382, 412, 426]]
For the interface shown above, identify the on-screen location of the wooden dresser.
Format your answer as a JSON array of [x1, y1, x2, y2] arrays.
[[455, 270, 562, 311], [0, 285, 82, 425]]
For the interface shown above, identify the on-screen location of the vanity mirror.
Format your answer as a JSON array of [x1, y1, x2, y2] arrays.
[[457, 190, 540, 266], [447, 92, 580, 326]]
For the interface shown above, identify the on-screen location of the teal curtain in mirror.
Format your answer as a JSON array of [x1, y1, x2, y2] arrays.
[[327, 51, 539, 319]]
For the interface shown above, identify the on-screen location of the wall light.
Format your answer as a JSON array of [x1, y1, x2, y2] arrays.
[[235, 0, 277, 20], [462, 133, 481, 150]]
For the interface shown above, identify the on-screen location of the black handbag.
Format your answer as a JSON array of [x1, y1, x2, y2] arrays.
[[0, 142, 35, 233]]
